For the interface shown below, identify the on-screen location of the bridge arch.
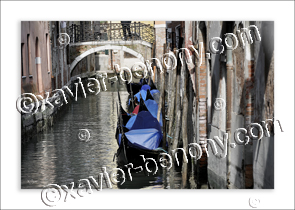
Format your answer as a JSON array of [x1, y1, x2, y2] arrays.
[[70, 45, 145, 74]]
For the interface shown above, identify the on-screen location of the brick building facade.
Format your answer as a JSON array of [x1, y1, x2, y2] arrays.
[[159, 21, 274, 189]]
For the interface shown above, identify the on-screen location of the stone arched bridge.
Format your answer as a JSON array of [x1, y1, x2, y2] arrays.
[[67, 22, 154, 77], [69, 40, 153, 76]]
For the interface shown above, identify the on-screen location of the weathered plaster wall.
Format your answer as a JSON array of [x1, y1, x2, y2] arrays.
[[252, 21, 274, 189], [207, 21, 228, 189], [21, 21, 52, 97], [206, 21, 274, 189]]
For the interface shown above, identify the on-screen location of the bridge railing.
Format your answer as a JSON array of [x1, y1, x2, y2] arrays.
[[68, 22, 154, 44]]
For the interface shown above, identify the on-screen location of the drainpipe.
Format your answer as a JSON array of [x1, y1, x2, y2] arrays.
[[59, 21, 64, 87], [226, 24, 233, 189], [110, 50, 113, 70]]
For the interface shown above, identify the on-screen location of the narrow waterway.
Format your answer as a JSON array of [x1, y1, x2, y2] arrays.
[[21, 80, 180, 189]]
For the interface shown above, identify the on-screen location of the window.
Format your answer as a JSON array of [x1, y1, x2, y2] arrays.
[[46, 33, 50, 73], [27, 34, 32, 77], [55, 21, 59, 46], [21, 43, 26, 78], [35, 37, 40, 92]]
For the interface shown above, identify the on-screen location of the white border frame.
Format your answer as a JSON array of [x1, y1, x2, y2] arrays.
[[1, 1, 294, 209]]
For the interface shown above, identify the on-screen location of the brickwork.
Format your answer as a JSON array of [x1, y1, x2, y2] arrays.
[[154, 23, 166, 88], [245, 60, 255, 127], [155, 27, 166, 61], [244, 47, 255, 188], [245, 164, 253, 188]]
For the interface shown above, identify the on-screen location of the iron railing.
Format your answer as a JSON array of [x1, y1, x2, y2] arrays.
[[68, 22, 154, 43]]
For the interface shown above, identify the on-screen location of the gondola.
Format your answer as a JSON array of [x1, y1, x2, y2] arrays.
[[114, 78, 167, 167], [124, 73, 147, 95], [125, 82, 142, 95], [127, 82, 160, 112], [116, 141, 164, 167], [125, 75, 157, 95]]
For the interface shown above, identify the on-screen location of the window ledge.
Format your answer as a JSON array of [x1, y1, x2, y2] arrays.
[[29, 75, 33, 78], [22, 76, 26, 79]]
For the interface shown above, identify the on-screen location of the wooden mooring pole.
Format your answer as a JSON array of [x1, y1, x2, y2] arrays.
[[157, 43, 167, 151], [181, 49, 189, 188], [167, 48, 177, 146]]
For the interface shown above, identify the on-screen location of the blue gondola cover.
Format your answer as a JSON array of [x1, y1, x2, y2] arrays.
[[129, 89, 160, 105], [126, 115, 137, 129], [118, 128, 162, 150], [141, 84, 151, 91], [134, 89, 147, 102], [145, 99, 163, 126], [119, 110, 163, 150], [130, 111, 162, 131], [150, 89, 160, 95]]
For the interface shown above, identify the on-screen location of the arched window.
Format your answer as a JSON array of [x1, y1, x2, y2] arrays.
[[46, 33, 50, 73], [21, 43, 26, 78], [27, 34, 32, 77], [35, 37, 40, 58], [35, 37, 42, 93]]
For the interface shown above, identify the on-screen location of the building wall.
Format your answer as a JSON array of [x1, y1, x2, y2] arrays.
[[109, 21, 154, 26], [96, 53, 108, 70], [21, 21, 72, 141], [203, 21, 274, 189], [71, 53, 96, 77], [197, 21, 209, 182], [252, 21, 274, 189], [155, 24, 166, 61], [50, 21, 71, 90], [163, 21, 274, 189], [21, 21, 52, 97], [154, 21, 166, 87], [166, 21, 183, 51], [206, 21, 228, 189]]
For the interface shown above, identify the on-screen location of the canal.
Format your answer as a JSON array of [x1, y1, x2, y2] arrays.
[[21, 79, 181, 189]]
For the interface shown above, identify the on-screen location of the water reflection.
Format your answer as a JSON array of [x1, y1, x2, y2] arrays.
[[21, 81, 173, 189]]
